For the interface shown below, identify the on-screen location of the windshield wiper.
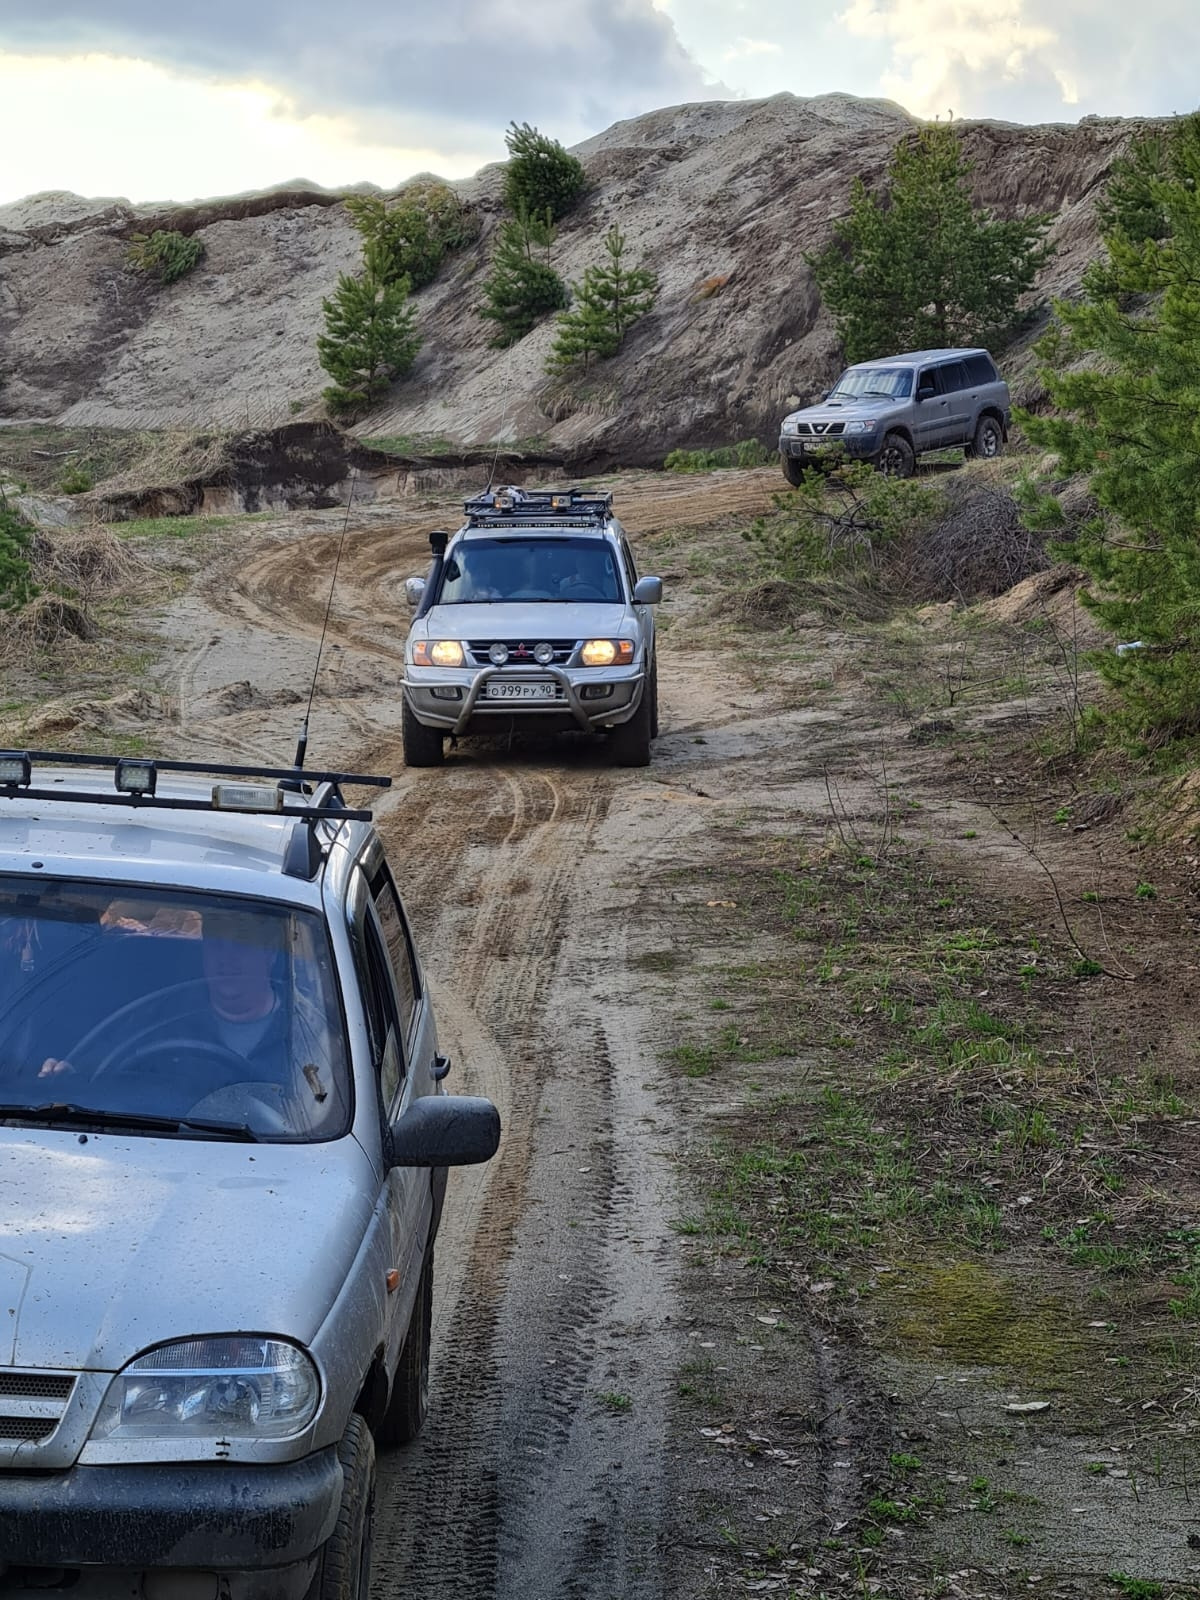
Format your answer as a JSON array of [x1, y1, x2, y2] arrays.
[[860, 389, 897, 399], [0, 1102, 260, 1142]]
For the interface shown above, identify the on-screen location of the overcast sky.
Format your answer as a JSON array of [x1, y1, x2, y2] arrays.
[[0, 1, 1196, 205]]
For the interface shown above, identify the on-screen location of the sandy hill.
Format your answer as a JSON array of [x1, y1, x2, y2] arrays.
[[0, 93, 1154, 463]]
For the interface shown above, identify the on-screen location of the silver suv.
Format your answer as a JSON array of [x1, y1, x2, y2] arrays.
[[401, 486, 662, 768], [0, 750, 499, 1600], [778, 347, 1010, 482]]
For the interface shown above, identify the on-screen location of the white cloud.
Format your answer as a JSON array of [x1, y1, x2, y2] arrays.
[[723, 35, 783, 60]]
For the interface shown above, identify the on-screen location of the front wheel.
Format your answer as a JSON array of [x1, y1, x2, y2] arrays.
[[781, 452, 805, 488], [377, 1252, 432, 1448], [402, 698, 445, 768], [317, 1414, 375, 1600], [875, 433, 915, 479], [608, 690, 652, 767], [966, 415, 1004, 461]]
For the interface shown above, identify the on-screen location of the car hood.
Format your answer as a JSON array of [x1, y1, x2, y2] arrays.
[[0, 1129, 378, 1371], [417, 602, 630, 640], [785, 394, 903, 423]]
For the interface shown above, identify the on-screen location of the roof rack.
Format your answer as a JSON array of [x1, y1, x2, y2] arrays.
[[0, 750, 390, 823], [463, 485, 614, 528]]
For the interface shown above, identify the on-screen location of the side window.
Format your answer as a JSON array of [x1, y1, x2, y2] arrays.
[[369, 867, 420, 1037], [964, 352, 996, 384], [916, 367, 940, 398], [620, 537, 638, 584], [937, 362, 969, 393], [359, 914, 404, 1108]]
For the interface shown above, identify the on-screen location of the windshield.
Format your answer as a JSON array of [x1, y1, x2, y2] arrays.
[[0, 880, 351, 1143], [437, 537, 623, 604], [827, 367, 913, 400]]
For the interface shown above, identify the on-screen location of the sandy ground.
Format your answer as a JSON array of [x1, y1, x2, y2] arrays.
[[11, 465, 1200, 1598]]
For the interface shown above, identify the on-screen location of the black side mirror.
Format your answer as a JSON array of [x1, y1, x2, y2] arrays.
[[389, 1095, 500, 1168]]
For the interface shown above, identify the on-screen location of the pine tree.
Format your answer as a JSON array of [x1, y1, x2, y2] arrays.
[[480, 207, 568, 347], [1095, 126, 1177, 245], [810, 123, 1053, 362], [503, 122, 586, 223], [345, 183, 475, 292], [546, 226, 656, 375], [1020, 113, 1200, 747], [317, 269, 420, 417]]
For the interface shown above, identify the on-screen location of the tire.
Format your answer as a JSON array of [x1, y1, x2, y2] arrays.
[[402, 698, 445, 768], [608, 688, 652, 768], [781, 453, 805, 488], [966, 415, 1004, 462], [648, 656, 660, 740], [377, 1252, 432, 1448], [317, 1414, 375, 1600], [875, 433, 915, 479]]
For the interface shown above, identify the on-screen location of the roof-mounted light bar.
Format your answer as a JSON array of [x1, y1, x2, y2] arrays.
[[114, 758, 157, 797], [463, 485, 614, 526], [0, 752, 32, 789]]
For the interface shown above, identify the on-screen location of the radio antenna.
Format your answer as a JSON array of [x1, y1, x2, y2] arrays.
[[294, 469, 357, 773]]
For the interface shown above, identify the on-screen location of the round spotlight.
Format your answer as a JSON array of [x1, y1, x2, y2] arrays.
[[533, 641, 555, 665], [488, 641, 509, 665]]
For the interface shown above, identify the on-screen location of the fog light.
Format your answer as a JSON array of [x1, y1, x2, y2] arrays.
[[142, 1571, 221, 1600], [430, 686, 462, 700], [488, 641, 509, 665], [581, 684, 613, 700], [533, 641, 555, 665], [0, 752, 32, 787]]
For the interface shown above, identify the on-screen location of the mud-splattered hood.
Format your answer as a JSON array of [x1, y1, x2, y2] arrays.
[[0, 1129, 378, 1372]]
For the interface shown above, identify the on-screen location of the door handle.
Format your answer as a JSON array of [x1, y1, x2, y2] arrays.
[[431, 1054, 451, 1081]]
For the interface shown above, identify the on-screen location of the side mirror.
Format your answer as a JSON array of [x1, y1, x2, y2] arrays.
[[916, 385, 936, 402], [404, 576, 426, 608], [633, 576, 663, 605], [389, 1094, 500, 1168]]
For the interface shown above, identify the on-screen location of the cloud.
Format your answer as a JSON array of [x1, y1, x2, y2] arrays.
[[723, 36, 784, 61], [0, 0, 719, 156], [839, 0, 1200, 121]]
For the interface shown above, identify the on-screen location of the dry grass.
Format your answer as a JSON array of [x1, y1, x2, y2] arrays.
[[905, 480, 1049, 600]]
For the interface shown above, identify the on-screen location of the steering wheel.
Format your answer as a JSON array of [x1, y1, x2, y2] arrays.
[[67, 981, 214, 1075], [559, 580, 606, 600], [188, 1081, 292, 1137]]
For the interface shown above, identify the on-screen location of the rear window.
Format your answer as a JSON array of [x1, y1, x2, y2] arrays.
[[0, 881, 351, 1142], [937, 361, 970, 393], [437, 537, 623, 604], [964, 352, 999, 384]]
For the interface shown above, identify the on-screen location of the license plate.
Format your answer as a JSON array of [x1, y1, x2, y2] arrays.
[[804, 441, 839, 455], [485, 681, 558, 701]]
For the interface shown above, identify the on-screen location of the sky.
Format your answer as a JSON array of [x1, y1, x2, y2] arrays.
[[0, 1, 1196, 206]]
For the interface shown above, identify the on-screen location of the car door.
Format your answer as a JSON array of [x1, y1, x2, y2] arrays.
[[619, 529, 653, 662], [349, 866, 432, 1376], [936, 360, 972, 445], [913, 365, 950, 452]]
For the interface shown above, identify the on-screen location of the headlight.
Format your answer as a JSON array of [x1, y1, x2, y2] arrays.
[[845, 420, 878, 434], [412, 639, 465, 667], [92, 1337, 320, 1441], [782, 420, 800, 435], [581, 638, 635, 667]]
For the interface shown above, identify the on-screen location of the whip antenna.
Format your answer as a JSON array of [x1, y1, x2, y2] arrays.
[[294, 469, 357, 773]]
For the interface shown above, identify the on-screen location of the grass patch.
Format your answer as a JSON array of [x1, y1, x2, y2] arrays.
[[115, 511, 273, 540]]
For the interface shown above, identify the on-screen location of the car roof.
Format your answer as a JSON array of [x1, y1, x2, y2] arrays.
[[848, 348, 991, 368], [454, 522, 616, 540], [0, 764, 371, 907]]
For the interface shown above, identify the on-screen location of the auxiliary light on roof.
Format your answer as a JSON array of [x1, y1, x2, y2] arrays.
[[0, 752, 32, 788], [212, 782, 284, 813], [115, 758, 157, 797]]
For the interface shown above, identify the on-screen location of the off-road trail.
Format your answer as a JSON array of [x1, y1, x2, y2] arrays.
[[124, 467, 1200, 1599]]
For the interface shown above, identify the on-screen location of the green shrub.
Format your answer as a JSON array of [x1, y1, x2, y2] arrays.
[[665, 440, 771, 472], [480, 207, 568, 346], [127, 230, 205, 285], [0, 503, 38, 610], [345, 182, 475, 292], [744, 462, 942, 583], [60, 466, 93, 495], [503, 122, 586, 224]]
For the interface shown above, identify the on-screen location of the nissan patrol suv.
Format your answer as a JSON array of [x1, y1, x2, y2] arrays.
[[0, 750, 499, 1600], [778, 347, 1010, 482], [401, 486, 662, 768]]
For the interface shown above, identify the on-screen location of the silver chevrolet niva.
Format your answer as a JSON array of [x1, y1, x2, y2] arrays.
[[0, 751, 499, 1600], [401, 486, 663, 768]]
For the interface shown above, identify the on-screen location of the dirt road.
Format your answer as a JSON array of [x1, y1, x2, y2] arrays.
[[101, 466, 1199, 1599]]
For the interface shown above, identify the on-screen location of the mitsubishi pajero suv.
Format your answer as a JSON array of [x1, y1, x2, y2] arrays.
[[778, 347, 1010, 483], [0, 750, 500, 1600], [401, 486, 662, 768]]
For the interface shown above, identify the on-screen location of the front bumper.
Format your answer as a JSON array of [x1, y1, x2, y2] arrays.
[[779, 433, 878, 462], [0, 1448, 341, 1576], [404, 663, 645, 734]]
